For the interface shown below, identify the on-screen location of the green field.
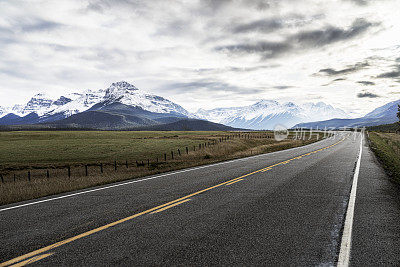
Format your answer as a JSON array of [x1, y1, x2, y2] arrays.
[[0, 130, 323, 205], [0, 131, 232, 169]]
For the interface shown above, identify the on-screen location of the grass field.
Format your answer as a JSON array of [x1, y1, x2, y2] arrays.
[[0, 131, 229, 169], [367, 123, 399, 133], [368, 132, 400, 184], [0, 130, 324, 205]]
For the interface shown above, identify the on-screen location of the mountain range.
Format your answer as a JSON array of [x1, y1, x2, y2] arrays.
[[295, 99, 400, 129], [0, 81, 398, 130], [0, 81, 238, 130], [195, 100, 349, 130]]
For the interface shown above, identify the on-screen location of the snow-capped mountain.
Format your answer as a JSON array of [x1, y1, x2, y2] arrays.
[[19, 93, 54, 116], [363, 99, 400, 119], [101, 81, 189, 115], [0, 81, 190, 124], [46, 90, 105, 118], [0, 81, 351, 130], [194, 100, 349, 130], [296, 99, 400, 129]]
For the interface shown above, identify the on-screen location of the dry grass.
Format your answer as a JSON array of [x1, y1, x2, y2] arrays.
[[0, 131, 322, 205], [368, 132, 400, 184]]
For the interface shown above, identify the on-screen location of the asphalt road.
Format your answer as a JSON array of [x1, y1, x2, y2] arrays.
[[1, 132, 399, 266]]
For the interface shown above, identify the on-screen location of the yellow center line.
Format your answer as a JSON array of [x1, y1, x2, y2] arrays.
[[150, 199, 191, 214], [9, 253, 53, 267], [261, 167, 272, 172], [0, 137, 345, 267], [225, 179, 244, 186]]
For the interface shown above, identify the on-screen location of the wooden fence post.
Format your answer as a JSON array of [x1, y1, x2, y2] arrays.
[[100, 163, 103, 173], [164, 153, 167, 161], [126, 160, 128, 168], [14, 174, 16, 182], [186, 147, 188, 154], [28, 171, 31, 181], [68, 166, 71, 178], [85, 165, 88, 176], [114, 161, 117, 171], [171, 151, 174, 159], [46, 170, 50, 178]]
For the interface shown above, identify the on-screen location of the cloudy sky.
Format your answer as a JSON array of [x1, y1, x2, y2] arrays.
[[0, 0, 399, 116]]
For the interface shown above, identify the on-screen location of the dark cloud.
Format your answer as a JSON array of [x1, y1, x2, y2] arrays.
[[322, 77, 346, 86], [169, 81, 237, 90], [216, 41, 292, 59], [167, 81, 263, 94], [357, 80, 375, 85], [232, 19, 283, 33], [200, 0, 273, 10], [227, 65, 280, 72], [346, 0, 372, 6], [290, 18, 378, 47], [318, 62, 369, 76], [273, 85, 293, 89], [231, 14, 318, 34], [19, 18, 63, 32], [357, 91, 380, 98], [86, 2, 105, 13], [376, 66, 400, 78], [190, 65, 279, 75], [216, 18, 378, 59]]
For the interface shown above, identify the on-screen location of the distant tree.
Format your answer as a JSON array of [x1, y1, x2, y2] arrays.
[[398, 104, 400, 133]]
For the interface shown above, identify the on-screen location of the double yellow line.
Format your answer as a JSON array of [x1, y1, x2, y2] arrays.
[[1, 137, 345, 267]]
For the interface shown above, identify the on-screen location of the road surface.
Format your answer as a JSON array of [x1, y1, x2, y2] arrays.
[[1, 132, 399, 266]]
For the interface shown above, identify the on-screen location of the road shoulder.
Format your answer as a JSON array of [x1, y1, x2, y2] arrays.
[[350, 137, 400, 266]]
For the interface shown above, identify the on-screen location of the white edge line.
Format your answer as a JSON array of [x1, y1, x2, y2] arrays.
[[0, 135, 336, 213], [337, 132, 363, 267]]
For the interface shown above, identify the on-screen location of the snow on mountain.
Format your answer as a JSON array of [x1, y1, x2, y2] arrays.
[[363, 99, 400, 119], [194, 100, 349, 130], [46, 90, 105, 117], [1, 81, 349, 129], [19, 93, 55, 116], [295, 99, 400, 129], [102, 81, 189, 115], [0, 81, 189, 122]]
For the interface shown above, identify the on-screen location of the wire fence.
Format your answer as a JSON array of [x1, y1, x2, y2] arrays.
[[0, 133, 275, 184]]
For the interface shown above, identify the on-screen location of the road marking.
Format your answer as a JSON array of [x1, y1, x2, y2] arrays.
[[0, 136, 335, 213], [225, 179, 244, 186], [151, 199, 191, 214], [9, 253, 53, 267], [337, 133, 363, 267], [0, 137, 345, 267], [261, 167, 272, 172]]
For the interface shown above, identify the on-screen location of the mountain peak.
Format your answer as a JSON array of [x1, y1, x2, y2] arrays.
[[109, 81, 138, 91], [32, 92, 53, 99], [254, 99, 279, 106]]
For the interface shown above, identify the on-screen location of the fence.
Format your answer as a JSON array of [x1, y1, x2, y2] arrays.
[[0, 132, 275, 184]]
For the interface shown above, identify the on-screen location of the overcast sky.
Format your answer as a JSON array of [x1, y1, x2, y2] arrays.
[[0, 0, 399, 116]]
